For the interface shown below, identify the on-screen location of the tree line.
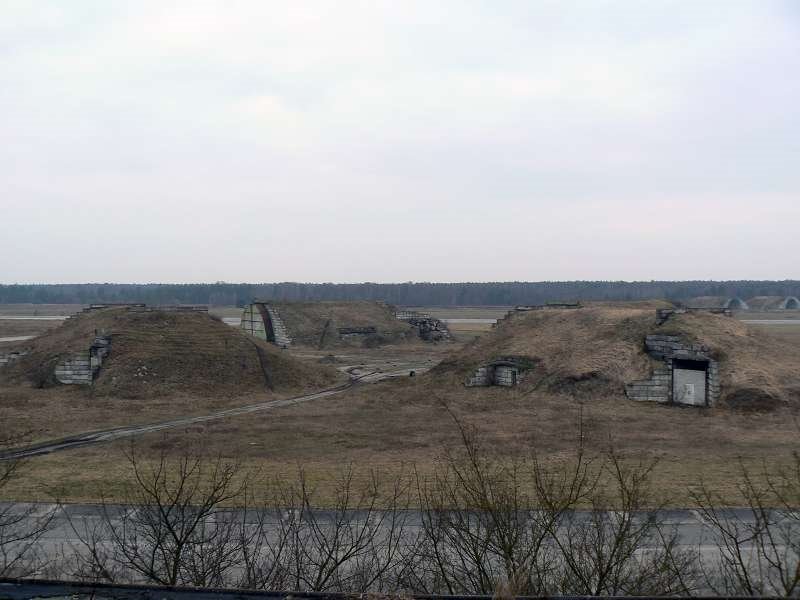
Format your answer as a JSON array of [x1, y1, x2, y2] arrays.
[[2, 281, 800, 307]]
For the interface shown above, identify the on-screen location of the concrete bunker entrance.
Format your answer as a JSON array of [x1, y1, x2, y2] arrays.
[[625, 326, 721, 407], [784, 297, 800, 310], [672, 359, 708, 407], [465, 356, 535, 388]]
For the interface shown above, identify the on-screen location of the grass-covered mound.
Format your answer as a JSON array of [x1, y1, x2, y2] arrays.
[[271, 301, 414, 348], [1, 308, 343, 398], [435, 304, 800, 408]]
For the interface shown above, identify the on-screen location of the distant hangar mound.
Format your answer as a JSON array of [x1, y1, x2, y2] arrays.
[[438, 303, 800, 410], [240, 301, 421, 348], [0, 306, 342, 398]]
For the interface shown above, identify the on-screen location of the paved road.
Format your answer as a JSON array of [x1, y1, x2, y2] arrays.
[[1, 502, 792, 560], [741, 319, 800, 324], [0, 335, 35, 343], [0, 315, 69, 320], [0, 502, 759, 548]]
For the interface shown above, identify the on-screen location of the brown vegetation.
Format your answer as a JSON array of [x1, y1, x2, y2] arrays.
[[4, 431, 800, 595], [0, 319, 61, 339], [2, 303, 800, 510], [437, 306, 800, 408], [271, 301, 414, 348], [0, 309, 345, 444], [1, 308, 342, 398]]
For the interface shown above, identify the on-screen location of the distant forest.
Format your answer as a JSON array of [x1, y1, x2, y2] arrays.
[[1, 282, 800, 307]]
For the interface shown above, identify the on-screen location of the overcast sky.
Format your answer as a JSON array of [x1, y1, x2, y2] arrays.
[[1, 1, 798, 284]]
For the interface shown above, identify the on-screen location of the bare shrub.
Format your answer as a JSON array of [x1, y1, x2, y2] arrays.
[[48, 418, 797, 596], [549, 449, 698, 596], [694, 453, 800, 597], [266, 466, 414, 593], [68, 442, 247, 587], [409, 407, 697, 596], [0, 430, 53, 577]]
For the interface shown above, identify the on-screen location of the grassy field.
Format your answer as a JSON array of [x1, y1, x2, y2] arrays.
[[748, 323, 800, 343], [0, 319, 62, 339], [738, 311, 800, 320], [739, 311, 800, 343], [0, 304, 84, 316], [2, 303, 800, 506], [4, 384, 798, 506]]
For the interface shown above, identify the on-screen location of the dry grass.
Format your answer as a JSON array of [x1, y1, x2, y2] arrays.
[[0, 304, 84, 316], [434, 305, 800, 408], [0, 319, 62, 338], [1, 308, 344, 397], [3, 302, 800, 507], [271, 301, 414, 348], [751, 323, 800, 344], [0, 308, 346, 444], [4, 384, 798, 506]]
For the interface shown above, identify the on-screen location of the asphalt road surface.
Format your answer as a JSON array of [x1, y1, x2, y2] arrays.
[[1, 502, 793, 569]]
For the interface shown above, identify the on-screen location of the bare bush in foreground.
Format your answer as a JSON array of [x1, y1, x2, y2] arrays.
[[549, 449, 697, 596], [694, 454, 800, 597], [69, 443, 246, 586], [410, 411, 696, 596], [0, 431, 52, 577], [44, 420, 798, 596]]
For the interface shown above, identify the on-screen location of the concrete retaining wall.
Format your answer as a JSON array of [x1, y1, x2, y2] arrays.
[[265, 306, 291, 347], [240, 304, 292, 347], [54, 333, 111, 385], [625, 367, 672, 403], [0, 351, 26, 367], [54, 353, 93, 384], [466, 366, 492, 387]]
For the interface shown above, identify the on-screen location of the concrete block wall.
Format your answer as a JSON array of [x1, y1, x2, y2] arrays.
[[395, 310, 430, 320], [55, 353, 93, 384], [644, 335, 684, 359], [240, 303, 292, 347], [625, 367, 672, 403], [265, 306, 292, 347], [0, 351, 26, 367], [466, 366, 492, 387], [706, 360, 721, 402], [54, 333, 111, 385], [90, 334, 111, 374], [493, 365, 519, 387]]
